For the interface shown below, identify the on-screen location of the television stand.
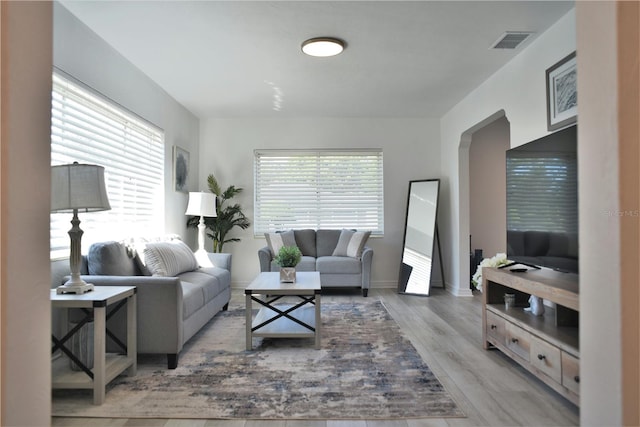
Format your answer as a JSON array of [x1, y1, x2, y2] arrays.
[[482, 267, 579, 406]]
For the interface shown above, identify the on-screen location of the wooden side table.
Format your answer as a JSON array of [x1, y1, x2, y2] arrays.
[[51, 286, 137, 405]]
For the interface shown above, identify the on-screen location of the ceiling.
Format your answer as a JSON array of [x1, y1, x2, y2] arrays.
[[59, 1, 574, 119]]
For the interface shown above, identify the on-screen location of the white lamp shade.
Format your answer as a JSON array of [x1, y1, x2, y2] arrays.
[[51, 163, 111, 213], [185, 192, 217, 217]]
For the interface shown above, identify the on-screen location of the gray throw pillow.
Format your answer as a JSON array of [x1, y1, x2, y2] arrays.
[[265, 230, 297, 258], [87, 241, 138, 276], [143, 240, 199, 277], [332, 229, 371, 259]]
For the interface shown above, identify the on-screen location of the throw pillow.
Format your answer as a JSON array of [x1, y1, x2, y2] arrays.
[[143, 240, 199, 277], [87, 241, 138, 276], [265, 230, 297, 258], [332, 229, 371, 259]]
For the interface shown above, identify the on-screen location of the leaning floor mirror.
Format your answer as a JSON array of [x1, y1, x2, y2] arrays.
[[398, 179, 443, 296]]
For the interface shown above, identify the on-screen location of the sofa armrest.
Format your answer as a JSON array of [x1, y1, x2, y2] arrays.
[[77, 275, 184, 355], [258, 246, 272, 272], [203, 252, 232, 271], [360, 246, 374, 289]]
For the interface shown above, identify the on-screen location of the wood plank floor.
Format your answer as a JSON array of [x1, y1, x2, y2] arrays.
[[52, 287, 579, 427]]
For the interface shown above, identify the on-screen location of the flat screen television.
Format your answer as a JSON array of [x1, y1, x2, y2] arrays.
[[506, 125, 578, 274]]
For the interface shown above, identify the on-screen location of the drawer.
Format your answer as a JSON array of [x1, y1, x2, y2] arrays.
[[530, 335, 562, 383], [486, 310, 506, 345], [561, 351, 580, 395], [506, 322, 531, 361]]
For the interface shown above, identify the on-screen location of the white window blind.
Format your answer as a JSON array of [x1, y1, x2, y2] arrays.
[[254, 149, 384, 235], [506, 152, 578, 234], [50, 72, 164, 258]]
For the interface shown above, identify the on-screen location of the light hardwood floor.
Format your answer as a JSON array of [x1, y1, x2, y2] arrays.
[[52, 287, 579, 427]]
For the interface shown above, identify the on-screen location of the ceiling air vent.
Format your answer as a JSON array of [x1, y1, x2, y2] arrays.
[[490, 32, 534, 50]]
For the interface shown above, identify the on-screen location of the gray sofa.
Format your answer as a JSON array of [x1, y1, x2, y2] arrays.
[[258, 229, 373, 296], [51, 239, 231, 369], [507, 230, 578, 273]]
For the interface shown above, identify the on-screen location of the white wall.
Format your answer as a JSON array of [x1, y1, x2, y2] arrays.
[[440, 10, 576, 296], [469, 116, 509, 257], [199, 118, 441, 287], [576, 2, 622, 424], [0, 2, 53, 425], [53, 3, 200, 243]]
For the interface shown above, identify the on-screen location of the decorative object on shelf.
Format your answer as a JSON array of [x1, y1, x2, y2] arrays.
[[51, 162, 111, 294], [546, 51, 577, 131], [186, 174, 250, 252], [504, 293, 516, 310], [185, 191, 217, 254], [69, 320, 94, 371], [274, 245, 302, 283], [526, 295, 546, 316], [173, 145, 190, 192], [471, 252, 510, 292]]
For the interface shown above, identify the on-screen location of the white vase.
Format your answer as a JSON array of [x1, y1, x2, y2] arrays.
[[528, 295, 545, 316], [280, 267, 296, 283]]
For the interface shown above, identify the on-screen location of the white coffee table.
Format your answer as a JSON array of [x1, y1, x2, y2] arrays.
[[245, 271, 321, 350]]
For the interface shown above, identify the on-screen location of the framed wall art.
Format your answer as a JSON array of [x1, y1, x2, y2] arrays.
[[173, 145, 190, 192], [546, 51, 577, 131]]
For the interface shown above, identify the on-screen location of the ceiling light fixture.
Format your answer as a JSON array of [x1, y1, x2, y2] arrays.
[[301, 37, 345, 57]]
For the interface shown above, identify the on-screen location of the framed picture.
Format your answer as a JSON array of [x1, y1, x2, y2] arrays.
[[173, 145, 190, 192], [546, 51, 577, 131]]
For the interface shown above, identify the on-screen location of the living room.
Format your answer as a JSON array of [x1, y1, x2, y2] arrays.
[[1, 1, 638, 426]]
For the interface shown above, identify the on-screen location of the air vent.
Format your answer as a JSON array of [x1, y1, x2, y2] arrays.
[[490, 32, 534, 50]]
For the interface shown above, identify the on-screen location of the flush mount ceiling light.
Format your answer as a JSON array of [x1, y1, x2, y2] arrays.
[[301, 37, 345, 57]]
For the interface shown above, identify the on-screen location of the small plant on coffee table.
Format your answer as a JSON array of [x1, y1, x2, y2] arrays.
[[274, 246, 302, 283], [274, 246, 302, 268]]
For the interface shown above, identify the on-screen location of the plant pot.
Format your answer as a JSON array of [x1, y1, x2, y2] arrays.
[[280, 267, 296, 283]]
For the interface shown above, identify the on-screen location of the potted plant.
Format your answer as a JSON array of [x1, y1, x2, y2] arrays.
[[186, 174, 250, 252], [274, 245, 302, 283]]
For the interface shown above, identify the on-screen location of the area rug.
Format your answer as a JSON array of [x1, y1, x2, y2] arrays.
[[52, 300, 464, 420]]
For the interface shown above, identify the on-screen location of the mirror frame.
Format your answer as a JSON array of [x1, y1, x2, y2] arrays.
[[397, 179, 441, 296]]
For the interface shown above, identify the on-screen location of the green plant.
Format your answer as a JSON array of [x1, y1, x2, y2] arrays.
[[274, 245, 302, 268], [187, 174, 250, 252]]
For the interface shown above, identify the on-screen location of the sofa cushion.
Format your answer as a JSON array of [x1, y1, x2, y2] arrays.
[[293, 229, 317, 257], [524, 231, 550, 257], [87, 241, 138, 276], [317, 256, 362, 275], [265, 230, 297, 258], [143, 240, 199, 277], [180, 280, 205, 319], [332, 229, 371, 259], [316, 229, 342, 257], [179, 270, 224, 303]]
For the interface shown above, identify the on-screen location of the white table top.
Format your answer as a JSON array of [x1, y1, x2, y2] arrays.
[[50, 286, 136, 307], [246, 272, 321, 293]]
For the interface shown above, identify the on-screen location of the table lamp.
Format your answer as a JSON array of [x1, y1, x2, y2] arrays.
[[51, 162, 111, 294], [185, 191, 217, 253]]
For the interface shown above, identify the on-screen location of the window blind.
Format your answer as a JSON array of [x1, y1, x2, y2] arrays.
[[506, 152, 578, 234], [254, 149, 384, 235], [50, 72, 164, 258]]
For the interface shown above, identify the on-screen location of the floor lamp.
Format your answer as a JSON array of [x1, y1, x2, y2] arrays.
[[51, 162, 111, 294], [185, 191, 217, 257]]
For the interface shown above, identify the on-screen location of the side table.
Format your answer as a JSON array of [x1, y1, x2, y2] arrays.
[[51, 286, 137, 405]]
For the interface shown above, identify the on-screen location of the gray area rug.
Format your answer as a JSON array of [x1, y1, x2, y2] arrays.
[[52, 300, 464, 420]]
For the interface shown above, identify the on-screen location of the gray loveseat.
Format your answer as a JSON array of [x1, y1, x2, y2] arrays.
[[258, 229, 373, 296], [507, 230, 578, 273], [51, 239, 231, 369]]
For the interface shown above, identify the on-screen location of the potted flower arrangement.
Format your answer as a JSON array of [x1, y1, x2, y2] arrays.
[[274, 245, 302, 283], [471, 252, 510, 292]]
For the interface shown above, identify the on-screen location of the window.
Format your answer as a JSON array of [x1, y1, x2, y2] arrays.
[[254, 149, 384, 235], [50, 71, 164, 258], [506, 152, 578, 234]]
